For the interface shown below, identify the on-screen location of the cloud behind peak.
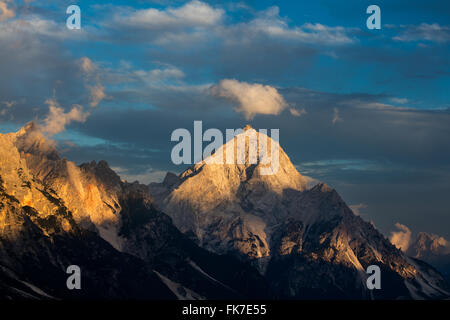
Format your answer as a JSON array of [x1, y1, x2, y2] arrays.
[[210, 79, 287, 119]]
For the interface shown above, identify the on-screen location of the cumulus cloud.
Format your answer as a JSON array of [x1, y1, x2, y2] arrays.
[[210, 79, 287, 119], [0, 0, 15, 22], [0, 15, 79, 40], [390, 223, 412, 252], [116, 0, 224, 29], [41, 98, 89, 135]]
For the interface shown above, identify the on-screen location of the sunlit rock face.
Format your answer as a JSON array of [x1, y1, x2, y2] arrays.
[[151, 127, 308, 260], [0, 126, 179, 299], [150, 125, 450, 299], [0, 123, 271, 300], [0, 125, 76, 237], [8, 122, 124, 250]]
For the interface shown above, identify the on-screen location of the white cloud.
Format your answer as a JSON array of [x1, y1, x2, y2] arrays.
[[235, 6, 355, 45], [134, 66, 185, 86], [111, 2, 354, 47], [116, 0, 224, 29], [0, 16, 80, 40], [41, 98, 89, 135], [148, 67, 185, 80], [210, 79, 287, 119], [390, 223, 412, 252], [332, 107, 343, 124], [393, 23, 450, 43]]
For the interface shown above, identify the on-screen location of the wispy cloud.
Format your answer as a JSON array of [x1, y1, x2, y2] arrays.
[[79, 57, 107, 108], [332, 107, 343, 124], [0, 100, 16, 118], [290, 108, 307, 117], [41, 98, 89, 136], [0, 15, 82, 40], [88, 84, 106, 108], [241, 6, 355, 45], [389, 97, 409, 105], [135, 66, 185, 87], [393, 23, 450, 43], [349, 203, 368, 216], [109, 1, 355, 47]]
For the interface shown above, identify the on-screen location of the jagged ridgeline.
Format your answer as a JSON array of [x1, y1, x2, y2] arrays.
[[0, 122, 448, 299]]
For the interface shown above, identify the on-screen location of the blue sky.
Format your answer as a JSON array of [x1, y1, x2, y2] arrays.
[[0, 0, 450, 241]]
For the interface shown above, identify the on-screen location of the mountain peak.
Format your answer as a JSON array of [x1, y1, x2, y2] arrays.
[[16, 121, 39, 136], [162, 172, 181, 187], [152, 129, 309, 255], [311, 182, 334, 193], [407, 232, 450, 257], [13, 122, 59, 160], [179, 127, 308, 199]]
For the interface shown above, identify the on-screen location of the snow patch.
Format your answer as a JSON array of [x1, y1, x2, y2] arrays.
[[97, 225, 124, 252], [154, 271, 204, 300], [20, 281, 55, 299]]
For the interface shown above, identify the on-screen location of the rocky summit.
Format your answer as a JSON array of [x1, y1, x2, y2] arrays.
[[150, 127, 450, 299], [0, 123, 448, 300]]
